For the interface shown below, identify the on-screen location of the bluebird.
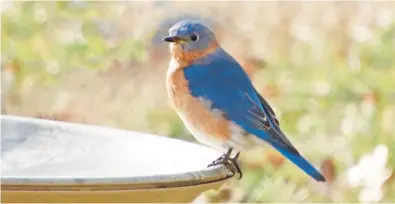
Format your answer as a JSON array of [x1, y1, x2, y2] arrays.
[[163, 20, 326, 182]]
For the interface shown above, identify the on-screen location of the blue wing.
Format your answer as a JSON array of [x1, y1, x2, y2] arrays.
[[184, 49, 297, 153], [184, 49, 326, 182]]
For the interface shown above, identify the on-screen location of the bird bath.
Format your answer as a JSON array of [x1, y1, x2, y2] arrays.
[[1, 115, 233, 203]]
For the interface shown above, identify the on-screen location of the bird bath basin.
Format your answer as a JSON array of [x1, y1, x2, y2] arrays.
[[1, 115, 233, 203]]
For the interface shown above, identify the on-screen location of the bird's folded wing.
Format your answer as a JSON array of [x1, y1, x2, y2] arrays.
[[184, 56, 298, 154], [253, 87, 279, 126]]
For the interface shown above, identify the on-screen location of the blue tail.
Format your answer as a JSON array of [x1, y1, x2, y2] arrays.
[[271, 142, 326, 182]]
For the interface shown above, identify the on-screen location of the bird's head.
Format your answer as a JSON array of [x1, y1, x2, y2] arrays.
[[163, 20, 218, 61]]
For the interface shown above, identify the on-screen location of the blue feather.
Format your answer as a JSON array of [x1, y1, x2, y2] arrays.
[[184, 48, 326, 182], [270, 141, 326, 182]]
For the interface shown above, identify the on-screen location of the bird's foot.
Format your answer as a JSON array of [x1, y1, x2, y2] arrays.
[[207, 148, 232, 167], [207, 149, 243, 180], [229, 152, 243, 180], [207, 154, 229, 167]]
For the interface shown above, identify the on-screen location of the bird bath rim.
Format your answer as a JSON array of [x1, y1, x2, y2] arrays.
[[0, 115, 233, 190]]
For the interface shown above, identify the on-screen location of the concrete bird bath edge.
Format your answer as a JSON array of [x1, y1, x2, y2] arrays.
[[0, 115, 234, 203]]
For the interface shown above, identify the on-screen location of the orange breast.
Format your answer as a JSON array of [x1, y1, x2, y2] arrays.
[[166, 68, 231, 140]]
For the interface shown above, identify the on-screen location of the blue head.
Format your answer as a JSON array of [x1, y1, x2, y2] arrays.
[[163, 20, 217, 53]]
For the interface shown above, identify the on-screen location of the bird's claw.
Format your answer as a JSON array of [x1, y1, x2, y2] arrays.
[[207, 149, 243, 180], [229, 153, 243, 180], [207, 154, 228, 167]]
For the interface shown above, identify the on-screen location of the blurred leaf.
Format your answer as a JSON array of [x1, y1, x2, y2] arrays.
[[320, 157, 337, 184], [82, 21, 100, 36]]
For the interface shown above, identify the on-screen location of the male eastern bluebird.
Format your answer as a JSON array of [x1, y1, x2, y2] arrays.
[[163, 20, 326, 182]]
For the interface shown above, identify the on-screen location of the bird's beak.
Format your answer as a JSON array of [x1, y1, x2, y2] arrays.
[[163, 36, 183, 43]]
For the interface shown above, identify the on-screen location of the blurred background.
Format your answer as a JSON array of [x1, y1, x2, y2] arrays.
[[1, 1, 395, 203]]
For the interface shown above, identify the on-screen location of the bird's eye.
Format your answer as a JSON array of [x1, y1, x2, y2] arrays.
[[190, 33, 199, 42]]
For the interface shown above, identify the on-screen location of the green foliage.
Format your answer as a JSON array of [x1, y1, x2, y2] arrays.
[[2, 2, 147, 87]]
